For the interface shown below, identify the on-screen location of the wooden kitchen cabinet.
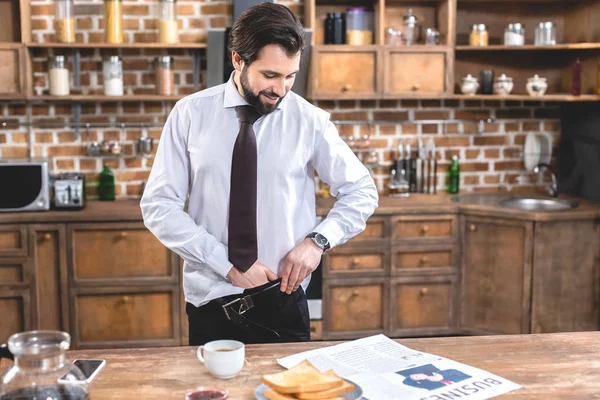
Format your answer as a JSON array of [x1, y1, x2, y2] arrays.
[[390, 275, 457, 336], [393, 215, 457, 241], [460, 216, 533, 335], [531, 220, 600, 333], [322, 278, 388, 340], [0, 44, 26, 97], [0, 224, 27, 257], [309, 46, 381, 100], [383, 49, 450, 97], [323, 243, 389, 277], [392, 243, 456, 275], [0, 289, 31, 343]]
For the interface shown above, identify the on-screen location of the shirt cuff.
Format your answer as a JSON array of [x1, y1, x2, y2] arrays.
[[205, 242, 234, 279], [313, 218, 345, 249]]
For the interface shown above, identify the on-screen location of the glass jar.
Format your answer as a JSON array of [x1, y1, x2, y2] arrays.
[[155, 56, 174, 95], [49, 55, 70, 96], [346, 8, 373, 45], [54, 0, 75, 43], [159, 0, 178, 44], [535, 22, 557, 46], [104, 0, 123, 44], [0, 331, 89, 399], [504, 23, 525, 46], [103, 55, 123, 96], [469, 24, 488, 47]]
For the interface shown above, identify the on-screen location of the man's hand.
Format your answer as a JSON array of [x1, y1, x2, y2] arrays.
[[279, 238, 323, 294], [227, 261, 278, 289]]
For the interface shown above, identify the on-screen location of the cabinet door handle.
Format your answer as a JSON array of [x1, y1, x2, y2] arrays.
[[310, 326, 316, 333], [119, 231, 128, 239], [420, 225, 430, 235], [469, 224, 477, 232], [419, 256, 429, 265], [412, 83, 421, 91], [420, 287, 429, 296], [341, 84, 352, 92], [351, 257, 360, 266], [42, 233, 51, 241]]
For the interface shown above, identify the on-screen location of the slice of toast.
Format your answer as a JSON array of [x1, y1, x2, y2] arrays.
[[264, 389, 344, 400], [262, 360, 343, 394], [294, 370, 355, 399]]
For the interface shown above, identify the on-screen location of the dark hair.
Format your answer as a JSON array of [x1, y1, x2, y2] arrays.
[[228, 3, 305, 65]]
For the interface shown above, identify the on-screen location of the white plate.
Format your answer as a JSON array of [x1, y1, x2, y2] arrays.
[[523, 132, 541, 171], [254, 380, 364, 400], [538, 133, 552, 165]]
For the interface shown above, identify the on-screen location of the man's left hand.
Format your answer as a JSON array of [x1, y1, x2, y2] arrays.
[[279, 238, 323, 294]]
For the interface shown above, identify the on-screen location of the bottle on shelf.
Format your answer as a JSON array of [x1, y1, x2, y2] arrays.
[[159, 0, 178, 44], [346, 7, 373, 45], [103, 55, 124, 96], [469, 24, 488, 47], [98, 165, 116, 201], [48, 55, 70, 96], [54, 0, 75, 43], [572, 58, 582, 96], [104, 0, 123, 44], [155, 56, 174, 95], [447, 155, 460, 194]]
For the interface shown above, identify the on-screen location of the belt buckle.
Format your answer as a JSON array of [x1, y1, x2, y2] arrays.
[[221, 295, 254, 320]]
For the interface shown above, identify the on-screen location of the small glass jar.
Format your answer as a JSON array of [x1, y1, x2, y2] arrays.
[[104, 0, 123, 44], [504, 23, 525, 46], [469, 24, 488, 47], [346, 8, 373, 45], [54, 0, 75, 43], [49, 55, 70, 96], [159, 0, 178, 44], [535, 22, 557, 46], [155, 56, 174, 95], [103, 55, 123, 96]]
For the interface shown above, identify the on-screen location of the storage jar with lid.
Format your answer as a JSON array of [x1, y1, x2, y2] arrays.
[[346, 8, 373, 45], [54, 0, 75, 43], [493, 73, 514, 95], [103, 55, 124, 96], [535, 22, 557, 46], [155, 56, 175, 95], [49, 55, 70, 96], [159, 0, 178, 44], [402, 8, 421, 45], [504, 23, 525, 46], [104, 0, 123, 43], [469, 24, 488, 47], [526, 74, 548, 97]]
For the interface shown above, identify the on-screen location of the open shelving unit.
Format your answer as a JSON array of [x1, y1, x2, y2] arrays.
[[304, 0, 600, 101]]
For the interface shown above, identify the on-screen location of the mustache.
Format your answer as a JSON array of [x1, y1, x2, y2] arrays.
[[260, 91, 280, 99]]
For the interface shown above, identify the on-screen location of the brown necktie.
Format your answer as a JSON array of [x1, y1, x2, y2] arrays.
[[228, 105, 260, 272]]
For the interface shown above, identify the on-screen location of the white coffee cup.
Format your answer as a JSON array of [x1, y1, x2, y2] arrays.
[[197, 340, 245, 379]]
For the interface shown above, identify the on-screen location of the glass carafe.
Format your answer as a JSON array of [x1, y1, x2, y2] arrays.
[[0, 331, 89, 399]]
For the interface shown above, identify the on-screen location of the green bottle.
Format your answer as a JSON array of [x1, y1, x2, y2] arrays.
[[98, 164, 116, 201], [447, 155, 460, 194]]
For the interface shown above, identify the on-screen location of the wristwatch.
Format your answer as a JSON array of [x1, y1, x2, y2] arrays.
[[306, 232, 330, 253]]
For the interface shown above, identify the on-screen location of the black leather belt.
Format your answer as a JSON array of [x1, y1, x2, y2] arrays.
[[215, 279, 283, 343]]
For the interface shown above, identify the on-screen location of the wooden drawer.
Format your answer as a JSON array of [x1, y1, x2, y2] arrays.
[[351, 217, 388, 242], [70, 224, 175, 281], [311, 46, 380, 99], [0, 259, 28, 284], [323, 278, 388, 339], [324, 244, 388, 277], [0, 225, 27, 257], [390, 276, 457, 335], [310, 320, 323, 341], [73, 289, 178, 348], [383, 49, 448, 96], [392, 244, 457, 274], [0, 290, 31, 343], [394, 216, 456, 240], [0, 44, 26, 96]]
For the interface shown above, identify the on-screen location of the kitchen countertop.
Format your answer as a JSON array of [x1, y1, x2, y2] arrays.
[[0, 193, 598, 224], [2, 331, 595, 399]]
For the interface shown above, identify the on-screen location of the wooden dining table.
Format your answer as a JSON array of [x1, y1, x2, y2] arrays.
[[2, 331, 599, 399]]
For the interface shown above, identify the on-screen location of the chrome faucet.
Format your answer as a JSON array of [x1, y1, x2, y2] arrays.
[[533, 163, 558, 197]]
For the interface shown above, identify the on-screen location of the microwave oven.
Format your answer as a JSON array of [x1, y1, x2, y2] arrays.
[[0, 161, 50, 212]]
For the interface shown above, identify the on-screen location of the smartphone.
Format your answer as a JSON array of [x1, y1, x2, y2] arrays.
[[58, 359, 106, 384]]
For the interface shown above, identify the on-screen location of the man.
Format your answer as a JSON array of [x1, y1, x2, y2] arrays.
[[397, 364, 471, 391], [141, 3, 378, 346]]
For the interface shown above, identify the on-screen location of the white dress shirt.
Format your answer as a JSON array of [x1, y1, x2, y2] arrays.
[[140, 73, 379, 307]]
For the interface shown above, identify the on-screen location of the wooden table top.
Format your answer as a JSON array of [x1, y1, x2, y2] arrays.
[[21, 332, 598, 399]]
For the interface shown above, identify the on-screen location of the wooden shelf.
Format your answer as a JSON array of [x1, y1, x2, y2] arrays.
[[28, 95, 185, 102], [456, 43, 600, 51], [453, 94, 600, 102], [26, 42, 206, 49]]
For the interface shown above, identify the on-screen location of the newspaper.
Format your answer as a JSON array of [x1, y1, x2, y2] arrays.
[[277, 334, 521, 400]]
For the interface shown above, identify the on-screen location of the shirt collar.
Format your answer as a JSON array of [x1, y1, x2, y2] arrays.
[[222, 71, 285, 111]]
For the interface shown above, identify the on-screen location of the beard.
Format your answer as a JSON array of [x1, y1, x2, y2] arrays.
[[240, 68, 284, 115]]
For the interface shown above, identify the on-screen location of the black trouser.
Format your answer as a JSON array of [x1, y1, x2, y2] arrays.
[[186, 285, 310, 346]]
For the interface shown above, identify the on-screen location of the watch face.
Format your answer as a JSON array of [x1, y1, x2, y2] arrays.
[[315, 234, 328, 247]]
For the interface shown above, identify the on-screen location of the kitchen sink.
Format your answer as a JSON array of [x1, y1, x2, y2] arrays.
[[499, 197, 578, 211]]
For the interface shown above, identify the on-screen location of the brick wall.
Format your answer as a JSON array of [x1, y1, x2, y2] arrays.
[[0, 0, 560, 198]]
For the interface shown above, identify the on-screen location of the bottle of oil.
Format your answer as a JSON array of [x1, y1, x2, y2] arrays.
[[447, 155, 460, 194], [98, 164, 116, 201]]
